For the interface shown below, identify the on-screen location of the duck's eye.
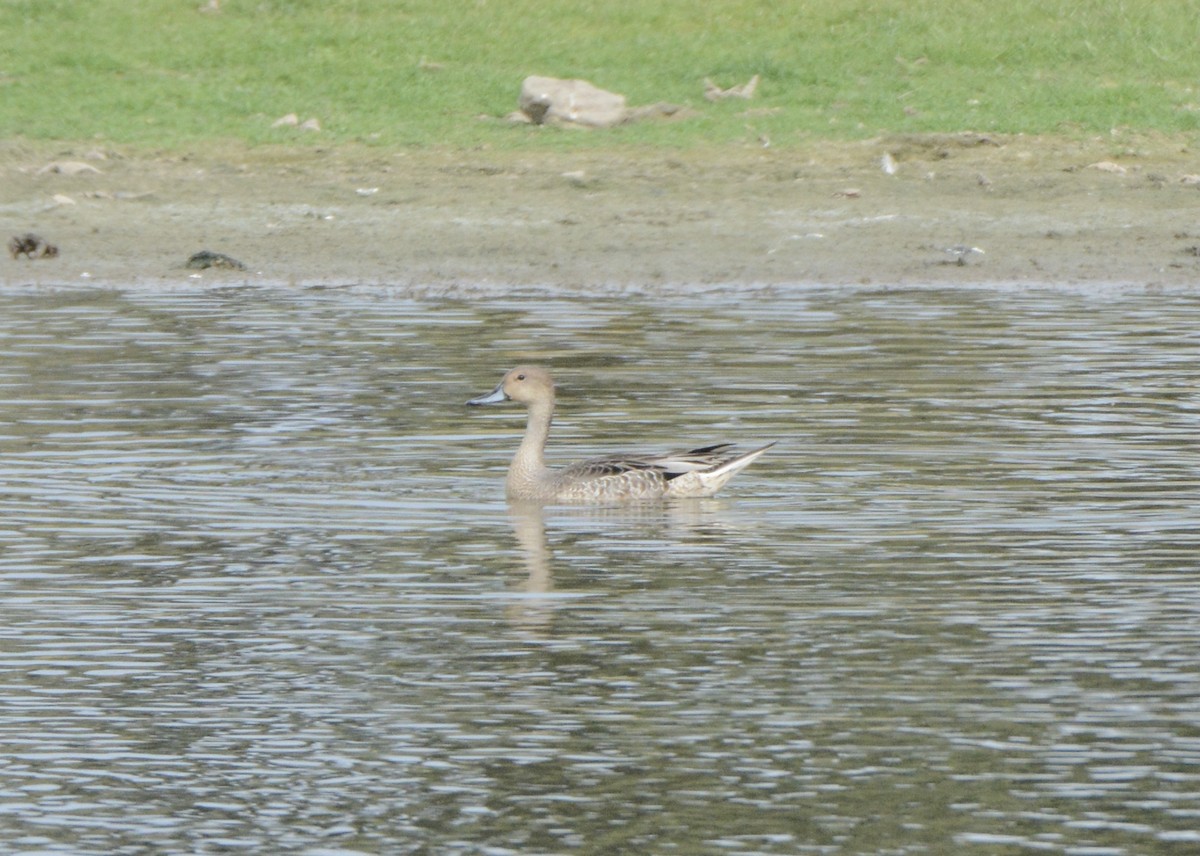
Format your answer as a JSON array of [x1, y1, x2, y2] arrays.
[[516, 374, 526, 381]]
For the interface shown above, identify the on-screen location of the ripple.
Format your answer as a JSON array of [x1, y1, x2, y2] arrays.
[[0, 286, 1197, 852]]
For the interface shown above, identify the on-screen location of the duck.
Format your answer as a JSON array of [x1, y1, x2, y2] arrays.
[[467, 366, 774, 503]]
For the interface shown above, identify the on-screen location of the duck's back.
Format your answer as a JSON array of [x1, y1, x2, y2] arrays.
[[534, 442, 773, 503]]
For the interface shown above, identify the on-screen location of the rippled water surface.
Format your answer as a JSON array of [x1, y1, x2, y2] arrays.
[[1, 284, 1198, 855]]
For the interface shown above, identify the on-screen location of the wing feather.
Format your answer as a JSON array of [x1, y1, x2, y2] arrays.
[[557, 444, 744, 483]]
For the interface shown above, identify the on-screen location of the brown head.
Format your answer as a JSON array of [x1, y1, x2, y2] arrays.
[[467, 365, 556, 408]]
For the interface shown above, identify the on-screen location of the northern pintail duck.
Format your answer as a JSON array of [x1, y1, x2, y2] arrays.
[[467, 366, 774, 503]]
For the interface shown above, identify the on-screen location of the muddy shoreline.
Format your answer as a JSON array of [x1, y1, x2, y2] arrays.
[[3, 136, 1199, 293]]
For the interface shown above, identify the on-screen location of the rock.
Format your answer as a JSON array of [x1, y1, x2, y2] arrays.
[[626, 102, 692, 123], [8, 233, 58, 259], [514, 76, 690, 129], [36, 161, 102, 176], [186, 250, 247, 271], [273, 113, 319, 131], [518, 76, 629, 128], [703, 74, 760, 101], [943, 245, 985, 266]]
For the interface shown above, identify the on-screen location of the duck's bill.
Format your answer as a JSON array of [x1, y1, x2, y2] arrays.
[[467, 383, 508, 406]]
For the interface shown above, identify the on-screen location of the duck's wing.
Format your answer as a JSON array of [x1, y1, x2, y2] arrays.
[[651, 443, 739, 479], [662, 442, 777, 497], [557, 454, 669, 482], [559, 444, 741, 482], [552, 442, 775, 501]]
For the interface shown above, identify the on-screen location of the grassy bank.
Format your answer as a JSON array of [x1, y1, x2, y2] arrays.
[[1, 0, 1197, 152]]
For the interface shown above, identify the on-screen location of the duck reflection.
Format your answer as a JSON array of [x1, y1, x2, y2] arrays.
[[502, 497, 751, 634], [504, 501, 556, 634]]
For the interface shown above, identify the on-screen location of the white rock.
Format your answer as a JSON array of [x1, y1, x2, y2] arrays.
[[37, 161, 102, 176], [519, 76, 628, 128]]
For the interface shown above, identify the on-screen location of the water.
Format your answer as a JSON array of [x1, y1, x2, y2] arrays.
[[1, 284, 1198, 855]]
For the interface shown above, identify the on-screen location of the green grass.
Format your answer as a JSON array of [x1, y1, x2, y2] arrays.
[[1, 0, 1197, 152]]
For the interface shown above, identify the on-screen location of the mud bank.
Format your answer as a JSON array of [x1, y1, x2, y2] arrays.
[[3, 135, 1199, 293]]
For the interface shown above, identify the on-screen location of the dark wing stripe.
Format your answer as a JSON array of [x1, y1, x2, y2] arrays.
[[682, 443, 735, 456]]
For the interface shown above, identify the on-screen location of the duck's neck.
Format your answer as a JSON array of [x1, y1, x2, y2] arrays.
[[507, 400, 555, 498]]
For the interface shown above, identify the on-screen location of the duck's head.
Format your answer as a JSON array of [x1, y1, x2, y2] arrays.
[[467, 365, 555, 407]]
